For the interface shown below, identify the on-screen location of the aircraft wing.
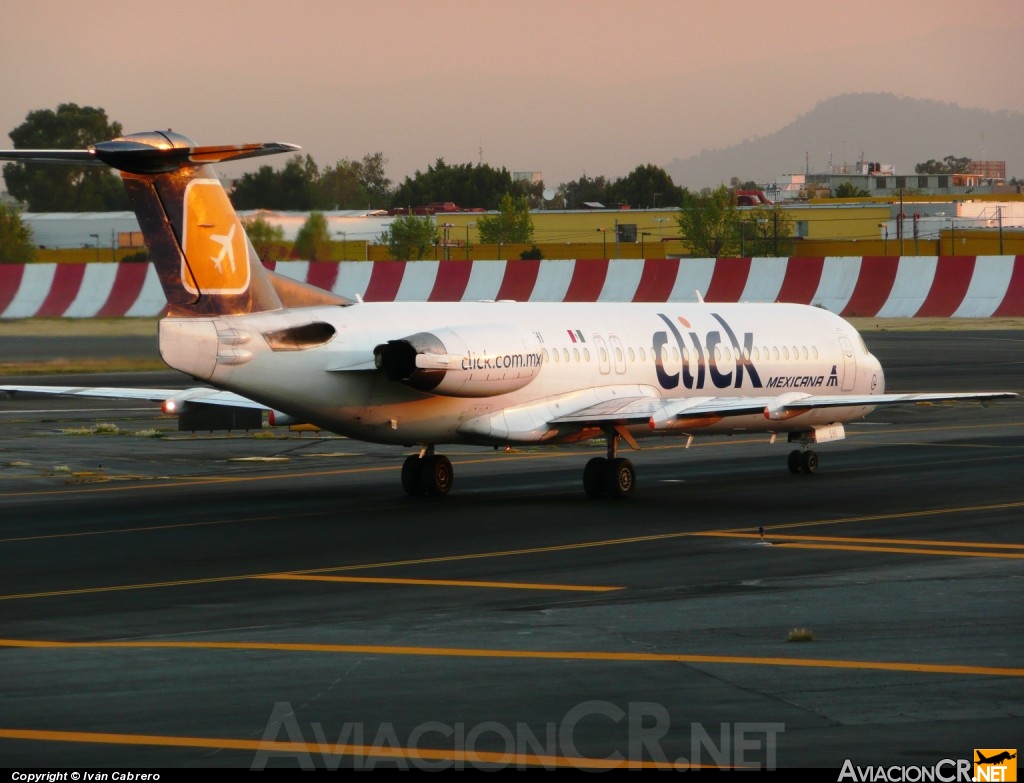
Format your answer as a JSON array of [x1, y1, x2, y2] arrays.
[[0, 385, 265, 409], [549, 391, 1017, 426], [762, 391, 1018, 409]]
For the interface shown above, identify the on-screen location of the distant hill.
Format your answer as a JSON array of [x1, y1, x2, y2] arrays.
[[664, 93, 1024, 190]]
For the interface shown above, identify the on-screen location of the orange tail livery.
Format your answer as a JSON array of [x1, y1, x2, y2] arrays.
[[1, 130, 347, 316]]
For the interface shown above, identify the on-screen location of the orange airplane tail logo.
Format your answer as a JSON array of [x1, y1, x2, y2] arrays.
[[181, 179, 251, 296], [975, 749, 1017, 782]]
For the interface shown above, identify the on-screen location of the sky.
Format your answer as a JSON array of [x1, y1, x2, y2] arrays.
[[2, 0, 1023, 188]]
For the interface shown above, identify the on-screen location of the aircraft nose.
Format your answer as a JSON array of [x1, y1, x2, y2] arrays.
[[871, 353, 885, 393]]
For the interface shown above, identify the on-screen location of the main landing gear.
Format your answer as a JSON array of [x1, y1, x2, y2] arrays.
[[787, 448, 819, 474], [583, 432, 636, 499], [402, 447, 454, 496]]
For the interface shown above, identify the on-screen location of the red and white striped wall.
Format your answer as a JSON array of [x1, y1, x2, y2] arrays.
[[3, 256, 1023, 318]]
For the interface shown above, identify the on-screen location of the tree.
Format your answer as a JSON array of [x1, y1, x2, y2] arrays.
[[241, 215, 286, 263], [389, 159, 520, 210], [0, 204, 37, 263], [676, 186, 740, 257], [357, 152, 392, 206], [558, 174, 610, 209], [477, 193, 533, 245], [380, 215, 437, 260], [914, 156, 972, 175], [293, 211, 331, 260], [606, 165, 688, 208], [231, 152, 391, 211], [741, 204, 795, 257], [230, 154, 319, 210], [315, 159, 370, 210], [833, 182, 871, 198], [3, 104, 130, 211]]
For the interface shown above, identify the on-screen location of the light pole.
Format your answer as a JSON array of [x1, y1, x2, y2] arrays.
[[878, 223, 888, 255], [89, 233, 100, 262], [439, 223, 453, 261], [998, 206, 1004, 254], [465, 222, 475, 261], [640, 232, 652, 259], [336, 230, 347, 261], [596, 228, 607, 258]]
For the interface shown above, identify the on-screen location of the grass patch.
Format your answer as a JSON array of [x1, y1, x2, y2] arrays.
[[847, 317, 1024, 332], [1, 358, 167, 376], [0, 318, 159, 337], [61, 422, 124, 436], [787, 628, 815, 642]]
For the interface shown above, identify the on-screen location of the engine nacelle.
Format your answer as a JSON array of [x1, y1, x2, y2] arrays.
[[373, 324, 543, 398]]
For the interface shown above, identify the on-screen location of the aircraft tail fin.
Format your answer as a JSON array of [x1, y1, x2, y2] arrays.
[[1, 130, 350, 316]]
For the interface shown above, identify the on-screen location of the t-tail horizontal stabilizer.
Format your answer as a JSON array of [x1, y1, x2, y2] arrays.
[[0, 131, 348, 316]]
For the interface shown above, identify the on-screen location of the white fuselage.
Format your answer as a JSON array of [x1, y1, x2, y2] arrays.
[[159, 301, 885, 446]]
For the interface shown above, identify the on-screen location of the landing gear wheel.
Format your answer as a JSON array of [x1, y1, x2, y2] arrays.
[[420, 454, 454, 496], [800, 450, 818, 474], [583, 457, 608, 499], [788, 450, 803, 474], [605, 457, 636, 498], [401, 454, 422, 495]]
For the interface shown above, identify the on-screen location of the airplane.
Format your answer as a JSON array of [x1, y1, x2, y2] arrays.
[[0, 130, 1017, 498], [977, 752, 1017, 765]]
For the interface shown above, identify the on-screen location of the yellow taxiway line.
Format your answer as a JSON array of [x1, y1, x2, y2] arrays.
[[0, 637, 1020, 677], [0, 727, 729, 769], [703, 531, 1024, 559], [256, 573, 619, 592]]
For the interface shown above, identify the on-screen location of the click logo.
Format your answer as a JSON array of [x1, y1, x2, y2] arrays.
[[653, 313, 762, 391], [181, 178, 250, 295], [975, 750, 1017, 782]]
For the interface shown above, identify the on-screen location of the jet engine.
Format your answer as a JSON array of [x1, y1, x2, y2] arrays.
[[373, 324, 543, 398]]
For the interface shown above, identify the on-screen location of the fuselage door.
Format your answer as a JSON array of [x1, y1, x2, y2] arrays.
[[609, 335, 627, 375], [593, 335, 611, 375], [839, 336, 856, 391]]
